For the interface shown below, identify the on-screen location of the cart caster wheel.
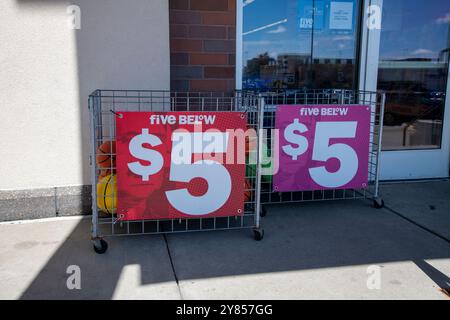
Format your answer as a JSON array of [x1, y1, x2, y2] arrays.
[[253, 228, 264, 241], [93, 239, 108, 254], [373, 198, 385, 209], [260, 206, 267, 218]]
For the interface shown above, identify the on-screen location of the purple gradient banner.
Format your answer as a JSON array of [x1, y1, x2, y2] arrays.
[[273, 105, 371, 192]]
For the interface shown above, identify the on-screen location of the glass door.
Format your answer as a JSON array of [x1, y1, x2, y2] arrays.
[[361, 0, 450, 179], [238, 0, 361, 90]]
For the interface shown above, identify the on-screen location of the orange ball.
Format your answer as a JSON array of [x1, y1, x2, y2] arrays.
[[244, 179, 253, 202], [245, 137, 257, 157], [96, 141, 116, 169]]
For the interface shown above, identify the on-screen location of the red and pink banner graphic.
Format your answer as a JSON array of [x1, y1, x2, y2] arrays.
[[116, 112, 246, 221], [273, 105, 371, 192]]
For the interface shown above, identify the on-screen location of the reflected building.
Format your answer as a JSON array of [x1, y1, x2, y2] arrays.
[[243, 53, 355, 90]]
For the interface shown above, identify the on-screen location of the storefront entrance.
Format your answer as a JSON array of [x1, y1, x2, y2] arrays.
[[361, 0, 450, 179], [237, 0, 450, 180]]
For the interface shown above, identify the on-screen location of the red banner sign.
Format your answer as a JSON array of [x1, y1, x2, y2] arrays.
[[116, 112, 246, 221]]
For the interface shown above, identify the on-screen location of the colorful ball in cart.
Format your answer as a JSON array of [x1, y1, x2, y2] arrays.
[[97, 174, 116, 214], [245, 136, 258, 157], [96, 140, 116, 169], [246, 142, 274, 183], [98, 168, 113, 181], [244, 179, 253, 202]]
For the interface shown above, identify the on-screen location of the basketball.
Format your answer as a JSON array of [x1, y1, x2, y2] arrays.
[[97, 174, 116, 214], [96, 140, 116, 169]]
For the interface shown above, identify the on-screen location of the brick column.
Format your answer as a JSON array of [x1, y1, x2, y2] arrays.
[[169, 0, 236, 92]]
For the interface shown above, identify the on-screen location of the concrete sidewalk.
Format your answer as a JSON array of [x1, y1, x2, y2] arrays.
[[0, 181, 449, 300]]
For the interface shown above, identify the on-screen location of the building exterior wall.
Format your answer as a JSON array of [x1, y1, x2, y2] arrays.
[[0, 0, 170, 220], [0, 0, 447, 222], [169, 0, 236, 92]]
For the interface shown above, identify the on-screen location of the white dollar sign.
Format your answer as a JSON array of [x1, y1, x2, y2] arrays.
[[128, 129, 164, 181], [282, 119, 309, 161]]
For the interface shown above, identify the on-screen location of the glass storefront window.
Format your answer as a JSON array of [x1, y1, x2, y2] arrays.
[[378, 0, 450, 151], [242, 0, 361, 90]]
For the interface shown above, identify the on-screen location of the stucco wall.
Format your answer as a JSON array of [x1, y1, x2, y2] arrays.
[[0, 0, 170, 191]]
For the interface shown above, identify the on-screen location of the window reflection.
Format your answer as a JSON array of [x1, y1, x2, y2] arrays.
[[242, 0, 360, 90], [378, 0, 450, 150]]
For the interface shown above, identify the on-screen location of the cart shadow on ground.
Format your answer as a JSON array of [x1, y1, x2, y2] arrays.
[[20, 199, 450, 299]]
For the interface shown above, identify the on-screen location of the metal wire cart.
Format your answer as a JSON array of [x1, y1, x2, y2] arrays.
[[88, 89, 385, 253], [88, 90, 265, 254], [257, 89, 386, 215]]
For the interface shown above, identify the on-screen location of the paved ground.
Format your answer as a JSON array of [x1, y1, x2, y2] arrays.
[[0, 181, 449, 300], [382, 180, 450, 240]]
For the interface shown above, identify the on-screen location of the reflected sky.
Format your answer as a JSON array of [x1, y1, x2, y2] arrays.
[[242, 0, 450, 63], [243, 0, 359, 64], [379, 0, 450, 62]]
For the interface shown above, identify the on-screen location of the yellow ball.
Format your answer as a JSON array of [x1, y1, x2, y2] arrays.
[[97, 174, 116, 214]]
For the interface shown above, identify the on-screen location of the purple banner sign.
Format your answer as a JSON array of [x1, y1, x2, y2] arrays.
[[273, 105, 371, 192]]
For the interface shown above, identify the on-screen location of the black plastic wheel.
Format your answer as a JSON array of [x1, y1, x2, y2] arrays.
[[373, 198, 385, 209], [253, 228, 264, 241], [93, 239, 108, 254], [260, 205, 267, 218]]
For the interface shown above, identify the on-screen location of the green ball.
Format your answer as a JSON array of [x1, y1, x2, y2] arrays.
[[246, 164, 273, 183], [246, 142, 274, 183]]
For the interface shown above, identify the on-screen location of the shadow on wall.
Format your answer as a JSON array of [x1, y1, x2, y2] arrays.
[[12, 0, 171, 299], [15, 0, 170, 195]]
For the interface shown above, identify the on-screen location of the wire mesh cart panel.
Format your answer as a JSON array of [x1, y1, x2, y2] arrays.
[[256, 89, 385, 212], [88, 90, 265, 253]]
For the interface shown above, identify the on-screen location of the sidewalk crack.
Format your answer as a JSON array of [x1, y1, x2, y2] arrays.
[[384, 204, 450, 245]]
